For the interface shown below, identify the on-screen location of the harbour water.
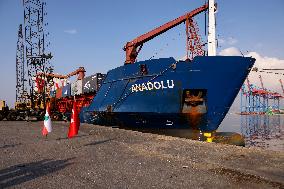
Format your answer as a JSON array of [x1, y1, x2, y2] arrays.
[[218, 113, 284, 152]]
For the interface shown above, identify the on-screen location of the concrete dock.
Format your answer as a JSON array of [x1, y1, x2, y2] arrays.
[[0, 121, 283, 188]]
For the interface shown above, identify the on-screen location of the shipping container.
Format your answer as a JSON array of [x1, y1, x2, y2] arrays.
[[82, 73, 106, 94], [82, 74, 97, 94], [71, 80, 83, 96], [50, 90, 56, 98], [97, 73, 106, 91], [62, 84, 71, 97], [56, 88, 62, 99]]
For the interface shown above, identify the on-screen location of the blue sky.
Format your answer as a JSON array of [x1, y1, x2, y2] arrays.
[[0, 0, 284, 107]]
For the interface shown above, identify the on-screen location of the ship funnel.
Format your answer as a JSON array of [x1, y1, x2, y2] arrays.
[[207, 0, 217, 56]]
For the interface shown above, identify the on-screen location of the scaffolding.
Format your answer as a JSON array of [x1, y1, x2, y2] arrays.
[[16, 24, 28, 104], [16, 0, 53, 109], [240, 76, 282, 114], [240, 114, 282, 149]]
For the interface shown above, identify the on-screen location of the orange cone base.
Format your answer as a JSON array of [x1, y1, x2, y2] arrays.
[[68, 100, 80, 139], [68, 123, 78, 138]]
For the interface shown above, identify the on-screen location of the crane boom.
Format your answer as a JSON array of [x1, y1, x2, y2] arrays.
[[36, 67, 86, 80], [66, 67, 86, 79], [280, 79, 284, 95], [36, 72, 67, 79], [246, 78, 251, 93], [123, 3, 209, 64], [259, 75, 264, 90]]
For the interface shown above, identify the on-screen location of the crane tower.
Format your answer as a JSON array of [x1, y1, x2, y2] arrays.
[[16, 0, 53, 109], [16, 24, 28, 104]]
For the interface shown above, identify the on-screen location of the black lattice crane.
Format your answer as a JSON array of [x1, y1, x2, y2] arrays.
[[16, 24, 28, 104], [22, 0, 53, 109]]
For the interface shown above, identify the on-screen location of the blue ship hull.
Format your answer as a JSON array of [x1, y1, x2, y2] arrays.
[[80, 56, 255, 131]]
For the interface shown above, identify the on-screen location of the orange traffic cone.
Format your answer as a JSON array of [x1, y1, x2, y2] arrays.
[[68, 100, 80, 138]]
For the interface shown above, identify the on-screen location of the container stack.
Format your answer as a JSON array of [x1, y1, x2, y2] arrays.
[[82, 73, 106, 94], [62, 84, 71, 97], [71, 80, 83, 96], [48, 72, 106, 100]]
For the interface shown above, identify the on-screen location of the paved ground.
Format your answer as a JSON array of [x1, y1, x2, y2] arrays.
[[0, 121, 283, 189]]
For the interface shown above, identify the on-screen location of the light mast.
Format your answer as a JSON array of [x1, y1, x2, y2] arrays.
[[207, 0, 216, 56]]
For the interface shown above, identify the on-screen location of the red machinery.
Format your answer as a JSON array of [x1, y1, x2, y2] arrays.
[[279, 79, 284, 95], [36, 67, 86, 81], [259, 75, 264, 90], [53, 93, 94, 120], [256, 75, 269, 95], [36, 67, 93, 120], [123, 3, 209, 64], [35, 67, 86, 92]]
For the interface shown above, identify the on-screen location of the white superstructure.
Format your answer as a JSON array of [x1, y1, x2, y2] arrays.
[[207, 0, 217, 56]]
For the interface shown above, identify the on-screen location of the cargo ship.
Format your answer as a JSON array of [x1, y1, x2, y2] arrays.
[[80, 0, 255, 132]]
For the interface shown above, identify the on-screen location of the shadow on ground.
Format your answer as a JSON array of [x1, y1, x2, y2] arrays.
[[0, 158, 74, 188], [56, 134, 89, 141], [0, 143, 22, 149]]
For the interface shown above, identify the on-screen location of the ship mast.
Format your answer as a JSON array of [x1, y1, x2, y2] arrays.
[[207, 0, 216, 56]]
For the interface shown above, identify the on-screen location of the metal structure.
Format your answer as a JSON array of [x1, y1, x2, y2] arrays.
[[36, 67, 86, 81], [279, 79, 284, 95], [123, 3, 209, 64], [240, 78, 268, 114], [22, 0, 53, 109], [186, 19, 205, 60], [35, 67, 86, 93], [241, 114, 282, 149], [240, 75, 282, 114], [207, 0, 216, 56], [16, 24, 28, 103], [80, 0, 255, 132]]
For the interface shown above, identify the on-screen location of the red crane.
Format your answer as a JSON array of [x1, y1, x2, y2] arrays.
[[258, 75, 264, 90], [257, 75, 269, 95], [35, 67, 86, 92], [36, 67, 86, 80], [246, 78, 251, 93], [279, 79, 284, 95], [123, 3, 209, 64]]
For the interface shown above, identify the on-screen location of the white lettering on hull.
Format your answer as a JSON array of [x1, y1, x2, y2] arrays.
[[131, 80, 175, 93]]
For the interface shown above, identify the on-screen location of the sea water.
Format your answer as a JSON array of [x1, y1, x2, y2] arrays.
[[218, 113, 284, 152]]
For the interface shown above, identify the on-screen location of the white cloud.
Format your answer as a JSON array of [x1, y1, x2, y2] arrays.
[[218, 37, 238, 45], [246, 52, 284, 69], [245, 51, 284, 93], [64, 29, 77, 34], [219, 47, 284, 94], [219, 47, 242, 56]]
